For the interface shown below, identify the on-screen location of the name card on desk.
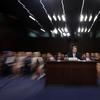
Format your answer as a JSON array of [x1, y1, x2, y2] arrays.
[[68, 57, 78, 61]]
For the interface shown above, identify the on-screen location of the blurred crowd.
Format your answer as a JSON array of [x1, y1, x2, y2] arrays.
[[45, 52, 100, 62], [0, 51, 45, 80], [0, 51, 100, 79]]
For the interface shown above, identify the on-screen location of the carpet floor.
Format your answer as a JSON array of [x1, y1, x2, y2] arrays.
[[0, 76, 100, 100]]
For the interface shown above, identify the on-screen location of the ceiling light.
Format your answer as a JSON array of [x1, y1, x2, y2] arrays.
[[80, 14, 84, 22], [62, 14, 66, 21], [63, 33, 67, 36], [85, 27, 87, 32], [61, 28, 64, 32], [53, 14, 57, 21], [78, 27, 81, 33], [41, 28, 45, 32], [88, 28, 91, 32], [81, 27, 84, 32], [94, 15, 98, 22], [29, 15, 36, 21], [48, 14, 52, 21], [84, 15, 88, 22], [66, 33, 70, 37], [58, 15, 61, 21], [53, 28, 58, 34], [89, 14, 92, 22], [65, 27, 68, 32], [58, 28, 62, 33]]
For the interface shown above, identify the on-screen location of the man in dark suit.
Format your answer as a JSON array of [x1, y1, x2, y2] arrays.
[[67, 46, 81, 60]]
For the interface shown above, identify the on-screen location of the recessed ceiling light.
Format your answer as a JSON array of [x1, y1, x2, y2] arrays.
[[81, 27, 84, 32], [88, 28, 91, 32], [65, 27, 68, 32], [80, 14, 84, 22], [41, 28, 45, 32], [66, 33, 70, 37], [63, 33, 67, 36], [29, 15, 36, 21], [58, 28, 62, 33], [62, 14, 66, 22], [53, 14, 57, 21], [48, 14, 52, 21], [78, 27, 81, 33], [53, 28, 58, 34], [61, 28, 64, 32], [84, 15, 88, 22], [85, 27, 87, 32], [89, 14, 92, 22], [57, 15, 61, 21], [94, 15, 98, 22]]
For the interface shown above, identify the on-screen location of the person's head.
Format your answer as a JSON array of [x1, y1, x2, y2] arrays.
[[25, 52, 32, 57], [33, 52, 41, 57], [17, 52, 25, 57], [46, 53, 53, 58], [41, 54, 47, 61], [42, 54, 47, 58], [82, 53, 86, 58], [72, 46, 77, 53], [95, 53, 100, 60], [91, 53, 95, 57], [57, 52, 62, 57], [46, 53, 55, 61], [86, 52, 90, 58]]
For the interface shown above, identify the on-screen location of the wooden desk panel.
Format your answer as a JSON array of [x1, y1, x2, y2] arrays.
[[46, 61, 97, 85]]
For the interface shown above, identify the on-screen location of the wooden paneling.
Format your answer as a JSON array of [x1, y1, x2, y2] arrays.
[[46, 61, 97, 86]]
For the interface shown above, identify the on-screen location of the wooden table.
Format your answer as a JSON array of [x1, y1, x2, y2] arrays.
[[46, 61, 97, 85]]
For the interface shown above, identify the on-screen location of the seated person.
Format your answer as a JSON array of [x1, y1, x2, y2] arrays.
[[82, 53, 86, 60], [90, 53, 95, 61], [32, 52, 45, 80], [64, 54, 68, 61], [0, 52, 5, 75], [12, 52, 26, 75], [85, 52, 91, 61], [94, 53, 100, 61], [3, 51, 16, 76], [56, 52, 64, 61], [41, 53, 47, 62], [67, 45, 81, 60], [46, 53, 56, 61], [24, 52, 33, 75]]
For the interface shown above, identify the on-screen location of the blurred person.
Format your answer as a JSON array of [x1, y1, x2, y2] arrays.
[[85, 52, 91, 61], [94, 53, 100, 61], [97, 62, 100, 79], [56, 52, 64, 61], [3, 51, 16, 76], [0, 53, 4, 75], [46, 53, 56, 61], [31, 52, 45, 80], [12, 52, 26, 76], [67, 45, 81, 60], [90, 53, 95, 61], [82, 53, 86, 60], [64, 54, 68, 61], [24, 52, 33, 75], [41, 53, 47, 62], [61, 54, 65, 60]]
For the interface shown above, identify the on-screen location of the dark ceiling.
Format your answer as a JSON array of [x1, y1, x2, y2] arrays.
[[0, 0, 100, 38]]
